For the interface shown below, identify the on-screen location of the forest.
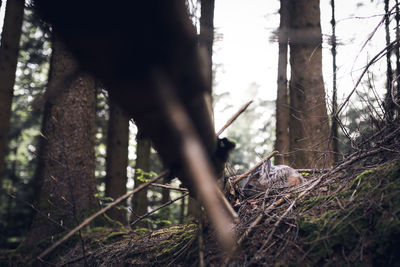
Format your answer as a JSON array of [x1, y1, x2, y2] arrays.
[[0, 0, 399, 266]]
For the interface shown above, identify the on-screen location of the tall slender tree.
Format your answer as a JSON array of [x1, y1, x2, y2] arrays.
[[130, 129, 151, 228], [0, 0, 25, 184], [20, 36, 98, 250], [288, 0, 332, 168], [395, 0, 400, 111], [187, 0, 216, 219], [330, 0, 339, 163], [275, 0, 290, 165], [384, 0, 395, 120], [104, 98, 129, 225], [396, 0, 400, 109]]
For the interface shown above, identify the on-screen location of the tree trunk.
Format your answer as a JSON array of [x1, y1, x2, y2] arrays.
[[161, 178, 171, 205], [199, 0, 215, 91], [20, 36, 98, 250], [130, 129, 151, 228], [396, 0, 400, 111], [384, 0, 394, 121], [179, 194, 186, 224], [288, 0, 332, 168], [330, 0, 339, 163], [274, 0, 290, 165], [0, 0, 24, 184], [105, 98, 129, 225], [187, 196, 201, 218]]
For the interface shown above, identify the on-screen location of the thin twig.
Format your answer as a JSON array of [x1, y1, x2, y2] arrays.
[[150, 183, 189, 192], [336, 38, 400, 117], [216, 100, 253, 136], [38, 170, 168, 260], [232, 151, 279, 185], [296, 168, 331, 173], [130, 192, 189, 227], [391, 74, 400, 109]]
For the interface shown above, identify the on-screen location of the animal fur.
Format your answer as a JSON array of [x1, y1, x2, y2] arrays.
[[239, 160, 304, 197]]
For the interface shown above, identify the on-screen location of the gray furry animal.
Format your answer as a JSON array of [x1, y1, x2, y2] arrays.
[[239, 160, 304, 197]]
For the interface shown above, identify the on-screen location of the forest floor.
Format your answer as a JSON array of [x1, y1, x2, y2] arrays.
[[1, 123, 400, 266]]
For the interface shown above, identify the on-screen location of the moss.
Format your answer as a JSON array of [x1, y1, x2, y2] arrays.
[[156, 226, 196, 258], [301, 195, 328, 211], [296, 162, 400, 266], [102, 231, 129, 245], [133, 227, 151, 235], [122, 224, 198, 265]]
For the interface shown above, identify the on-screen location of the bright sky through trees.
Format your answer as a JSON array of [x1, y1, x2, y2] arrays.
[[212, 0, 386, 131]]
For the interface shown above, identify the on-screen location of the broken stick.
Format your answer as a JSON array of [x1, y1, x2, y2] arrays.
[[217, 100, 253, 136]]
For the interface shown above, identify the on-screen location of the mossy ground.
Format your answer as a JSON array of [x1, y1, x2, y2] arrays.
[[2, 160, 399, 266], [295, 161, 400, 266]]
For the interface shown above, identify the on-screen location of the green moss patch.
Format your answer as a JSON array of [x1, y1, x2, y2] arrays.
[[296, 162, 400, 266]]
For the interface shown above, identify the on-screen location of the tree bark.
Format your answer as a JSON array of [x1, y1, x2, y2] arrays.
[[384, 0, 394, 121], [187, 196, 201, 218], [179, 194, 186, 224], [20, 36, 98, 249], [199, 0, 215, 91], [330, 0, 339, 163], [0, 0, 24, 184], [105, 98, 129, 225], [396, 0, 400, 110], [160, 178, 171, 205], [288, 0, 332, 168], [275, 0, 290, 165], [130, 129, 151, 228]]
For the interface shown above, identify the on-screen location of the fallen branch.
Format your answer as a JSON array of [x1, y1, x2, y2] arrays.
[[130, 192, 189, 227], [232, 151, 279, 185], [296, 168, 331, 173], [38, 170, 168, 260], [217, 100, 253, 136]]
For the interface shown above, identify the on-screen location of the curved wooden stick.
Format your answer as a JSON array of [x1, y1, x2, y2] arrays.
[[217, 100, 253, 136]]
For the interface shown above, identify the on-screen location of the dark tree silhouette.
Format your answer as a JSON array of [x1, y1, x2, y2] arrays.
[[105, 98, 129, 225], [330, 0, 339, 163], [20, 36, 98, 250], [0, 0, 24, 183]]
